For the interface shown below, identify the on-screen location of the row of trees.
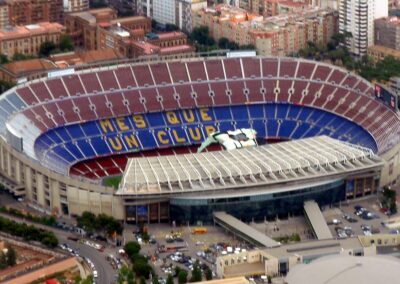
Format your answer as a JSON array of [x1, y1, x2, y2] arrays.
[[0, 215, 58, 248], [77, 211, 123, 237], [165, 261, 212, 284], [0, 206, 57, 227], [190, 26, 255, 52], [296, 32, 400, 83], [0, 247, 16, 269]]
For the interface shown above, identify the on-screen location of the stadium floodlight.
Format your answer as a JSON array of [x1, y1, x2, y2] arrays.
[[197, 128, 257, 153]]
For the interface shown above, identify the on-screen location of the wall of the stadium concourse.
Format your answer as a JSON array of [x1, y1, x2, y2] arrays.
[[380, 143, 400, 187], [0, 138, 125, 219]]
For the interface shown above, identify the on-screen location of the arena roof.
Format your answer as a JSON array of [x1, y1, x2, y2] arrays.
[[285, 255, 400, 284], [117, 136, 383, 195]]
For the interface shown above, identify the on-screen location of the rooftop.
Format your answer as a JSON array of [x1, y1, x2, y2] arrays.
[[285, 255, 400, 284], [0, 59, 55, 76], [118, 136, 383, 195], [0, 22, 64, 40]]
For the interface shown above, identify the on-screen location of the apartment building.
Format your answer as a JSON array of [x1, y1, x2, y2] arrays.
[[0, 22, 65, 58], [375, 17, 400, 51], [193, 5, 338, 56], [175, 0, 207, 33], [63, 0, 89, 13], [0, 2, 9, 29], [65, 8, 117, 49], [339, 0, 388, 56], [5, 0, 64, 25]]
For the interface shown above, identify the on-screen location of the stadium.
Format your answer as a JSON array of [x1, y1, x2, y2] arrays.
[[0, 55, 399, 223]]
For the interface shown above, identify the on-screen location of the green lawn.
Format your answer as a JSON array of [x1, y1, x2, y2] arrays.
[[103, 176, 122, 189]]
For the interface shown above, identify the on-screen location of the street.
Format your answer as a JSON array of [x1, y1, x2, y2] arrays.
[[0, 211, 116, 284]]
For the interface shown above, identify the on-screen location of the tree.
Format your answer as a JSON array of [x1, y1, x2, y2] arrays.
[[0, 252, 6, 269], [134, 260, 153, 279], [117, 265, 135, 284], [152, 277, 160, 284], [0, 54, 8, 64], [77, 211, 96, 233], [178, 270, 188, 284], [6, 247, 16, 266], [12, 53, 35, 61], [124, 241, 141, 257], [205, 267, 212, 280], [191, 26, 215, 46], [190, 261, 202, 282], [59, 35, 74, 52], [218, 37, 230, 49], [166, 274, 174, 284], [39, 41, 57, 57]]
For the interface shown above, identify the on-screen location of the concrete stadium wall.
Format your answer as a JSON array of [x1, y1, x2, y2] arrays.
[[379, 143, 400, 187], [0, 138, 125, 220]]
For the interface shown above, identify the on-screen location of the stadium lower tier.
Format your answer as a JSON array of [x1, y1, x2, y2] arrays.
[[124, 177, 379, 224], [33, 103, 378, 178]]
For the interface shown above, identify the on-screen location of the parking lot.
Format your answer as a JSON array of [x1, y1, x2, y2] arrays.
[[322, 196, 398, 238], [124, 224, 251, 282]]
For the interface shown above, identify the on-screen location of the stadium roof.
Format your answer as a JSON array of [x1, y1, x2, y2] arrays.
[[117, 136, 383, 195]]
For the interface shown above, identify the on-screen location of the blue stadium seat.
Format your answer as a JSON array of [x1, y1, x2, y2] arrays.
[[279, 120, 297, 138], [76, 139, 96, 157], [214, 106, 232, 121], [57, 127, 71, 142], [53, 146, 76, 163], [252, 120, 267, 137], [91, 137, 110, 155], [65, 143, 84, 160], [231, 105, 249, 121], [248, 104, 264, 119], [265, 104, 276, 119], [276, 104, 289, 119], [149, 112, 167, 127], [67, 124, 85, 139], [137, 129, 157, 149], [267, 120, 279, 137], [292, 122, 311, 139], [235, 120, 251, 129], [83, 121, 101, 136]]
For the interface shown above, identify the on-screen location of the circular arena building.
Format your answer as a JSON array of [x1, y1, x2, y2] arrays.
[[0, 56, 399, 223]]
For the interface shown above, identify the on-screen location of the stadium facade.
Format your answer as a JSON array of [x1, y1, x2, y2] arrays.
[[0, 56, 399, 223]]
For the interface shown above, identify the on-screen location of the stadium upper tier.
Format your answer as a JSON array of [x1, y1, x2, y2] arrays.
[[0, 56, 399, 176]]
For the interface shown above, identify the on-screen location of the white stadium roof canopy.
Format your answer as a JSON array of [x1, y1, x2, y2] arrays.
[[117, 136, 383, 195]]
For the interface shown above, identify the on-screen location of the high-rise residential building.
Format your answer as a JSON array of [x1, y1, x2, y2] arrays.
[[0, 22, 65, 58], [63, 0, 89, 13], [339, 0, 388, 57], [175, 0, 207, 33], [375, 17, 400, 50], [5, 0, 64, 25], [137, 0, 153, 18], [0, 2, 9, 29], [152, 0, 175, 26]]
